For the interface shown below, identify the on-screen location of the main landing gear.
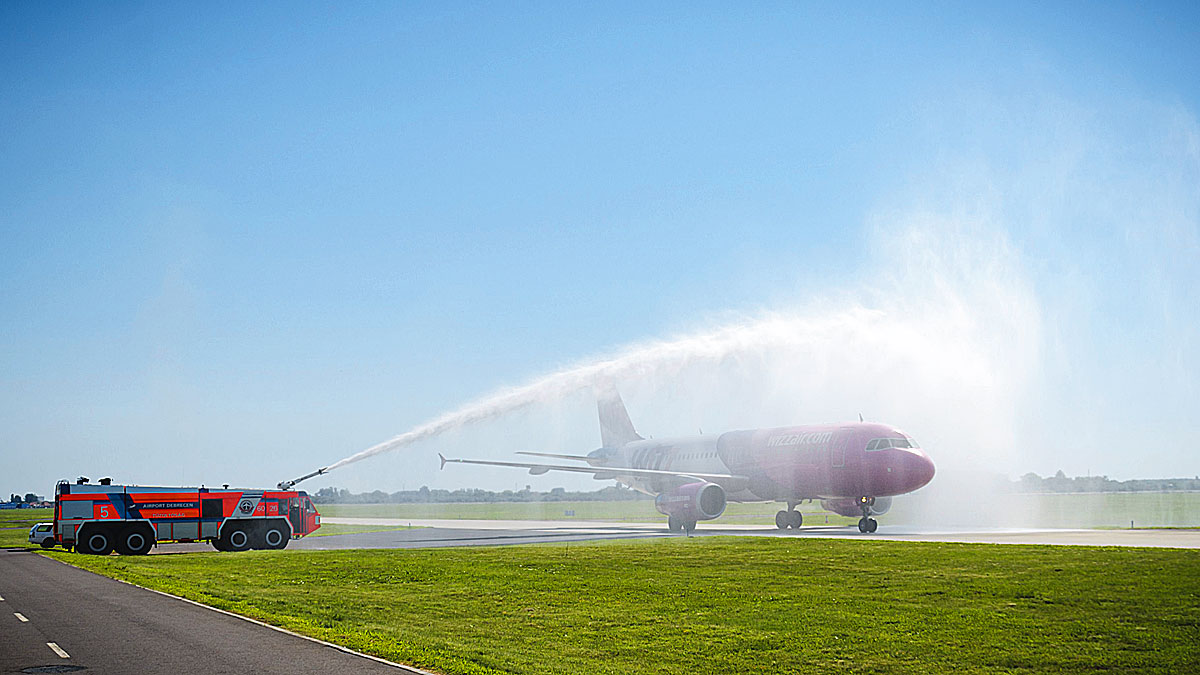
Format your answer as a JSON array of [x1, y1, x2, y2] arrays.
[[775, 502, 803, 530], [857, 496, 878, 533], [667, 514, 697, 534]]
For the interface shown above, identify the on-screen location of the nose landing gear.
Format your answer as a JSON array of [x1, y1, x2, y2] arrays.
[[857, 496, 878, 533]]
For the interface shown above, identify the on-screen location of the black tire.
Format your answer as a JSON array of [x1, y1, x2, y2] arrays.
[[775, 510, 789, 530], [223, 525, 252, 551], [261, 522, 289, 550], [115, 526, 153, 556], [683, 520, 697, 534], [789, 510, 803, 529], [211, 538, 228, 551], [40, 539, 55, 549], [667, 514, 680, 532], [857, 517, 869, 533], [80, 527, 114, 555], [866, 518, 878, 533]]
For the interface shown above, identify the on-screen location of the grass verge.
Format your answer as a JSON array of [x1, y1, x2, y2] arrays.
[[48, 537, 1199, 674], [307, 522, 423, 537], [0, 507, 52, 548]]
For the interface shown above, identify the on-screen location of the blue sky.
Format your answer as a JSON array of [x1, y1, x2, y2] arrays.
[[2, 2, 1198, 496]]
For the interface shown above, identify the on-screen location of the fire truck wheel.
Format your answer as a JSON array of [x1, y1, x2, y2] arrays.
[[115, 526, 154, 556], [261, 523, 288, 550], [225, 526, 251, 551], [79, 527, 114, 555], [211, 537, 228, 551]]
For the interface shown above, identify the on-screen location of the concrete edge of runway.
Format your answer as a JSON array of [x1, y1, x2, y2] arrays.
[[39, 553, 435, 674]]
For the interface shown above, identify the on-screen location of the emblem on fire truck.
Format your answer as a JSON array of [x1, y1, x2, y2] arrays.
[[238, 499, 254, 514]]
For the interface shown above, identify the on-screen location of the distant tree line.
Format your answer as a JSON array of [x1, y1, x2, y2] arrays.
[[1015, 471, 1200, 493], [312, 484, 652, 504]]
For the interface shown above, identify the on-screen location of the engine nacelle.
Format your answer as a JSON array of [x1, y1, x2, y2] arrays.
[[821, 496, 892, 517], [654, 482, 727, 521]]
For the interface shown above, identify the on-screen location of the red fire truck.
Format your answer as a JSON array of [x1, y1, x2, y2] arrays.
[[53, 478, 321, 555]]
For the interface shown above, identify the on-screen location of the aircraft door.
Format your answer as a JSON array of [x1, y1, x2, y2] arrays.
[[830, 445, 845, 468]]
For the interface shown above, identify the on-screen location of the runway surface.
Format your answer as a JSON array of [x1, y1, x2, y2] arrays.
[[0, 550, 426, 674], [292, 517, 1200, 550], [123, 517, 1200, 556]]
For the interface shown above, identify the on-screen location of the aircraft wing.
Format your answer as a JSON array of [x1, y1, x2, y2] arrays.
[[515, 451, 593, 461], [438, 453, 749, 491]]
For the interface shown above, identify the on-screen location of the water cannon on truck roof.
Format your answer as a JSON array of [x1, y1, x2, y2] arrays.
[[277, 467, 328, 491]]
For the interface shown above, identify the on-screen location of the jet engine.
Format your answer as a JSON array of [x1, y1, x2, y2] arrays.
[[821, 496, 892, 517], [654, 482, 727, 521]]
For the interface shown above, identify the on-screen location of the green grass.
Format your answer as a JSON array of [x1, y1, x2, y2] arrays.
[[307, 522, 422, 537], [1000, 492, 1200, 528], [50, 538, 1199, 674], [0, 507, 52, 548], [319, 491, 1200, 528]]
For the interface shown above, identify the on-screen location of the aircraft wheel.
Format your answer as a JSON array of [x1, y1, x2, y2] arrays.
[[683, 520, 697, 534], [667, 514, 680, 532], [789, 510, 803, 529], [866, 518, 878, 533], [857, 517, 869, 533], [775, 510, 790, 530]]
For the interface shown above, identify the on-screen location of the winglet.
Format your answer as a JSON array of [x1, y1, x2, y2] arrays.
[[438, 453, 447, 470]]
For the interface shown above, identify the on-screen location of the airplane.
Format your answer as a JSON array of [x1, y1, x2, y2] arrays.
[[439, 388, 936, 533]]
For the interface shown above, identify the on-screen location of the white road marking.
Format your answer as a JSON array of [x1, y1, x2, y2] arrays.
[[14, 612, 28, 622], [47, 642, 70, 658]]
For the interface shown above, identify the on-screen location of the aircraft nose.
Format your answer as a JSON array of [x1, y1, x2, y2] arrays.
[[908, 450, 936, 490]]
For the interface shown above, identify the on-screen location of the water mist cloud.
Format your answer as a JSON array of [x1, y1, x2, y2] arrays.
[[328, 91, 1197, 510]]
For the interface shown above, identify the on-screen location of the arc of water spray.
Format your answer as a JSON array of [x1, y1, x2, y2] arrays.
[[279, 309, 882, 489]]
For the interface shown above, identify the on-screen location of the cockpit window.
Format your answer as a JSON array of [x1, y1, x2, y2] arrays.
[[866, 437, 919, 451]]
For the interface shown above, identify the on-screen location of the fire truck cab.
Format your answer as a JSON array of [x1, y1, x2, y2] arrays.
[[54, 478, 321, 555]]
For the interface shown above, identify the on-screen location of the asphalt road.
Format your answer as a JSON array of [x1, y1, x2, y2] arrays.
[[0, 550, 427, 674]]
